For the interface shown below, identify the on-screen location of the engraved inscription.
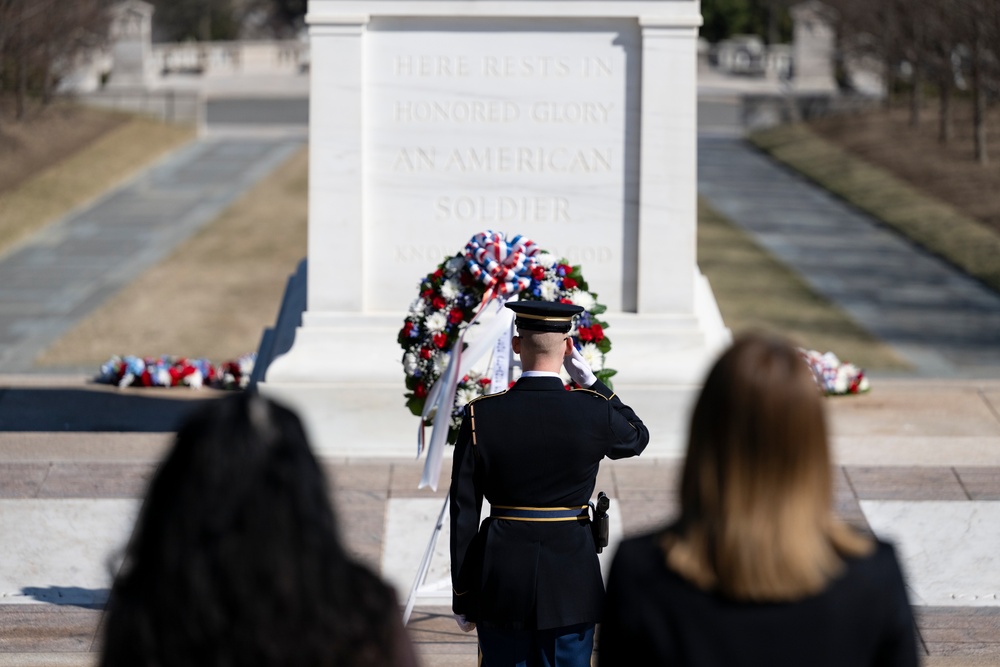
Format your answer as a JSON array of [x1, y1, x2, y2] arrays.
[[546, 246, 615, 264], [394, 245, 451, 263], [378, 45, 624, 225], [435, 196, 571, 223], [392, 147, 612, 174]]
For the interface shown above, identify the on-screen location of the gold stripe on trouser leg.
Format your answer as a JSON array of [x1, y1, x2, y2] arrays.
[[478, 641, 483, 667]]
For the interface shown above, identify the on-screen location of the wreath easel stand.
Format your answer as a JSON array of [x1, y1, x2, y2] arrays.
[[403, 312, 515, 625]]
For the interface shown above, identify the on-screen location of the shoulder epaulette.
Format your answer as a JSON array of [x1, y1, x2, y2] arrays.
[[468, 390, 508, 405], [570, 388, 611, 400]]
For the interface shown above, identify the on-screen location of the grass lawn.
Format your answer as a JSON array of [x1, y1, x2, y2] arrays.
[[0, 103, 194, 257], [698, 198, 910, 371], [750, 115, 1000, 294], [36, 145, 308, 369], [3, 100, 961, 374]]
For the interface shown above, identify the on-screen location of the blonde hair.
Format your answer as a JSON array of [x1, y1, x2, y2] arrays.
[[666, 333, 871, 601]]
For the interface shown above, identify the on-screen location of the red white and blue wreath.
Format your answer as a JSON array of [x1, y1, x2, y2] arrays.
[[800, 348, 870, 396], [399, 231, 614, 487], [96, 353, 256, 390]]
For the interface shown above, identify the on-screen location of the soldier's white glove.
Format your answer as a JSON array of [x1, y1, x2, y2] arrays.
[[454, 613, 476, 632], [564, 345, 597, 388]]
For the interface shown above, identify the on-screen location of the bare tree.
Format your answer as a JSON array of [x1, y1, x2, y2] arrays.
[[0, 0, 109, 121]]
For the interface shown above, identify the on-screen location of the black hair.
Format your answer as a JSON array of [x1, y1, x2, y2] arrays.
[[100, 393, 401, 667]]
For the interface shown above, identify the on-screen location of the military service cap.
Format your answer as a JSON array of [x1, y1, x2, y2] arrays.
[[506, 300, 583, 333]]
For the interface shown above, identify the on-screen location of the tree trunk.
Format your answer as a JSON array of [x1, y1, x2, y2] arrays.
[[767, 1, 779, 46], [908, 14, 922, 127], [15, 55, 25, 119], [883, 52, 894, 110], [972, 30, 988, 165], [909, 60, 922, 127], [938, 79, 952, 144]]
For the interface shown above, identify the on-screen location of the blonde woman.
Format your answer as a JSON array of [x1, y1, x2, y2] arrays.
[[599, 333, 918, 667]]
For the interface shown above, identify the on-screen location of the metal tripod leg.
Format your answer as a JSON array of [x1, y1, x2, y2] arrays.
[[402, 491, 450, 625]]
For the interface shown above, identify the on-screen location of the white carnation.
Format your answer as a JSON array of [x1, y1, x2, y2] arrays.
[[580, 343, 604, 372], [441, 279, 460, 300], [425, 311, 448, 332], [834, 366, 850, 394], [403, 352, 418, 374], [185, 369, 204, 389], [456, 387, 478, 407], [434, 352, 451, 375], [539, 280, 559, 301], [409, 298, 427, 316], [569, 289, 596, 311], [535, 252, 556, 268]]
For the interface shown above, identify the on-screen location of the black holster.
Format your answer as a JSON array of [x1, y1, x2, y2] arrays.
[[590, 491, 610, 553]]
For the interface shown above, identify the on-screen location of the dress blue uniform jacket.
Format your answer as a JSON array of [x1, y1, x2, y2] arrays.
[[449, 375, 649, 631]]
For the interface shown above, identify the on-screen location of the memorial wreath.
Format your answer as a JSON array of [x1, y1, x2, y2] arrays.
[[96, 352, 256, 390], [399, 231, 616, 448], [800, 348, 870, 396]]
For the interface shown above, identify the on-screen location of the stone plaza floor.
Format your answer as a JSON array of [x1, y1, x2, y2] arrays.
[[0, 376, 999, 666], [1, 77, 999, 664]]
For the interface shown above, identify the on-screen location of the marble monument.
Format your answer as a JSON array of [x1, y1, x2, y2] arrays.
[[259, 0, 729, 456]]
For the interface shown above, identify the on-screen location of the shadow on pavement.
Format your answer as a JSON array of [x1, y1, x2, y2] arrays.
[[20, 586, 109, 609], [0, 388, 222, 432]]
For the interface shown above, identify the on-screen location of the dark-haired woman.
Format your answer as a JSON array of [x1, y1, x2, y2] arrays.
[[599, 333, 918, 667], [100, 393, 419, 667]]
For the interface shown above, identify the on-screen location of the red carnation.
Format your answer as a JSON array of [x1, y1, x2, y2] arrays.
[[579, 326, 593, 342], [432, 296, 447, 310], [479, 378, 492, 386], [448, 308, 464, 325], [420, 348, 433, 360], [558, 263, 573, 275], [421, 288, 433, 299], [401, 321, 414, 337], [560, 298, 573, 305], [414, 383, 428, 399], [432, 268, 444, 280], [562, 277, 578, 289], [433, 332, 448, 348], [591, 323, 605, 342], [140, 369, 153, 386], [531, 266, 546, 281]]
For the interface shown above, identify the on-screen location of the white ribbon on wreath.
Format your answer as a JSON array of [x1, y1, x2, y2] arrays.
[[418, 298, 515, 490]]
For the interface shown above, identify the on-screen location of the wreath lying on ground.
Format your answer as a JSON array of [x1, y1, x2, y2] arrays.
[[800, 349, 870, 395], [398, 231, 615, 443], [96, 353, 256, 390]]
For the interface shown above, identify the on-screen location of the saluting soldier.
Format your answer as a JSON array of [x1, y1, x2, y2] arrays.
[[450, 300, 650, 667]]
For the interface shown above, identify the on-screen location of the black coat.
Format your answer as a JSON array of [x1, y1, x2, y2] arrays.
[[599, 530, 919, 667], [450, 376, 649, 631]]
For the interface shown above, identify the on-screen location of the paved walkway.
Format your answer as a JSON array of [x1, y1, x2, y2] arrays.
[[697, 133, 1000, 378], [1, 376, 999, 665], [1, 76, 999, 666], [0, 136, 303, 373]]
